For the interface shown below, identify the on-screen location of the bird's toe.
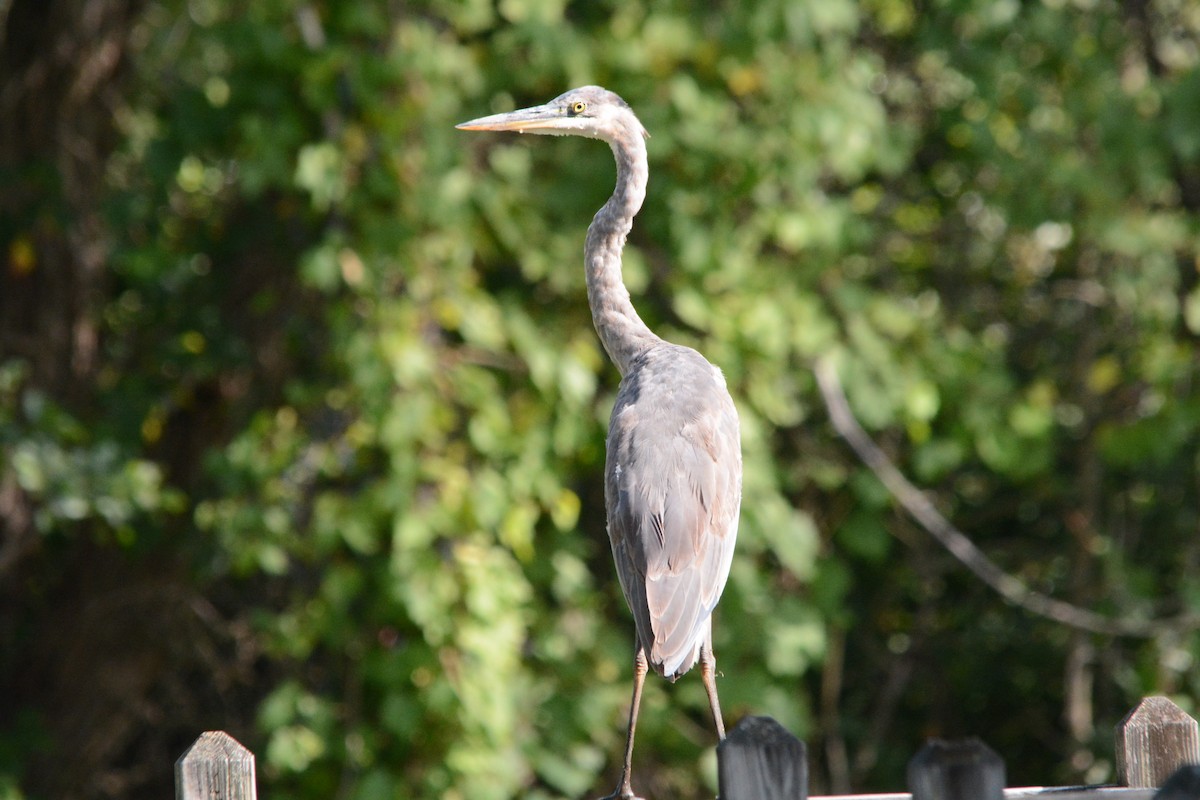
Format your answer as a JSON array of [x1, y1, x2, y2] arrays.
[[596, 784, 644, 800]]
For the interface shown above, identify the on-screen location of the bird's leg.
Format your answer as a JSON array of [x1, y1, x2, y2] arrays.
[[700, 640, 726, 740], [600, 646, 649, 800]]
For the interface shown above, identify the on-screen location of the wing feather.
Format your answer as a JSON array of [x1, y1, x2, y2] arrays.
[[605, 344, 741, 679]]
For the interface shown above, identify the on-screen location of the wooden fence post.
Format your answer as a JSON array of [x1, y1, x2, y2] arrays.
[[1153, 764, 1200, 800], [1117, 696, 1200, 789], [175, 731, 257, 800], [907, 737, 1005, 800], [717, 715, 808, 800]]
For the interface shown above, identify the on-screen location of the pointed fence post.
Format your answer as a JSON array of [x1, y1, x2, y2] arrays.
[[907, 737, 1005, 800], [176, 731, 257, 800], [1117, 696, 1200, 788], [717, 715, 808, 800]]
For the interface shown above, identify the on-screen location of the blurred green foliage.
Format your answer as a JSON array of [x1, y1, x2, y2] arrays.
[[3, 0, 1200, 797]]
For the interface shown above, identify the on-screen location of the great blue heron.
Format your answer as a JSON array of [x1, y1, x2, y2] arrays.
[[457, 86, 741, 800]]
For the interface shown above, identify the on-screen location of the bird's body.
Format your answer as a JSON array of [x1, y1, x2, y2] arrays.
[[458, 86, 741, 800], [607, 342, 740, 680]]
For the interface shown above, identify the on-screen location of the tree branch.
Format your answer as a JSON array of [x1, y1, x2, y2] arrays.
[[813, 356, 1200, 639]]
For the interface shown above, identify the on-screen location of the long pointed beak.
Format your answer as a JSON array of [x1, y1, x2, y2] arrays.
[[455, 104, 563, 133]]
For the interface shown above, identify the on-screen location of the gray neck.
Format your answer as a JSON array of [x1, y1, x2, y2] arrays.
[[584, 130, 661, 376]]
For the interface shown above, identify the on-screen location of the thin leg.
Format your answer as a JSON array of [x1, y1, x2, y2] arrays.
[[600, 646, 648, 800], [700, 639, 726, 740]]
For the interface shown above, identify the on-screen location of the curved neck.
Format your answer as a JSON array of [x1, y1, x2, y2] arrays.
[[584, 131, 661, 376]]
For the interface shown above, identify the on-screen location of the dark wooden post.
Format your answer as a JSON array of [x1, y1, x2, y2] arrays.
[[1154, 764, 1200, 800], [717, 715, 808, 800], [907, 737, 1005, 800], [1117, 696, 1200, 788], [176, 731, 257, 800]]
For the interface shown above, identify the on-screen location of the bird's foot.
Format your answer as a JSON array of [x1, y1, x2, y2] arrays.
[[597, 782, 644, 800]]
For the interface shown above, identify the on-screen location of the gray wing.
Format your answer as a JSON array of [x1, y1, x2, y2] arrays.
[[605, 345, 742, 680]]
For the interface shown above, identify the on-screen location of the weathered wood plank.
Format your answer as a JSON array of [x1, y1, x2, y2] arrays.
[[811, 787, 1156, 800], [717, 715, 808, 800], [907, 738, 1004, 800], [1116, 697, 1200, 788], [175, 730, 257, 800], [1154, 764, 1200, 799]]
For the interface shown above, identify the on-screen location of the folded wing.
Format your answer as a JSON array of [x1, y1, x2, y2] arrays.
[[605, 345, 742, 679]]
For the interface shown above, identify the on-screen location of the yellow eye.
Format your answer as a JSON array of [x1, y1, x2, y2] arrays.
[[569, 101, 587, 115]]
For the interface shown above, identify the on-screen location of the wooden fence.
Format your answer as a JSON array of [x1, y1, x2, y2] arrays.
[[176, 695, 1200, 800]]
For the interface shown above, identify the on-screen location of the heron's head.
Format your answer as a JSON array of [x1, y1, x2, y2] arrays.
[[456, 86, 649, 144]]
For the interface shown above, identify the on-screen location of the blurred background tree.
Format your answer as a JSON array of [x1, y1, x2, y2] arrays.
[[2, 0, 1198, 798]]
